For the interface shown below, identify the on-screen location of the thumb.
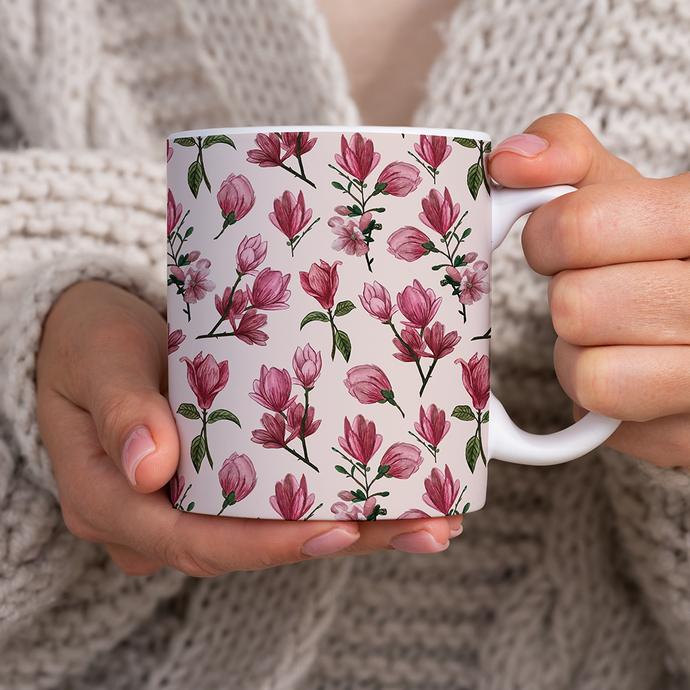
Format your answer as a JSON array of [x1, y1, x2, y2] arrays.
[[487, 113, 641, 188], [43, 281, 179, 493]]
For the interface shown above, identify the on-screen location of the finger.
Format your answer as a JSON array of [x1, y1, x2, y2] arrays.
[[39, 281, 178, 493], [548, 260, 690, 347], [554, 339, 690, 422], [488, 113, 641, 189], [522, 175, 690, 275], [104, 543, 167, 576]]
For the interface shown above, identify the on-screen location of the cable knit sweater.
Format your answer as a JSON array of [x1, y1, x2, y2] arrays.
[[0, 1, 689, 688]]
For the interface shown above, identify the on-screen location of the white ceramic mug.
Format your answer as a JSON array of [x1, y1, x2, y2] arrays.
[[166, 126, 620, 520]]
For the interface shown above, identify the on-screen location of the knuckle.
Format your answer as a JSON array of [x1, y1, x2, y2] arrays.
[[552, 193, 603, 268], [61, 504, 102, 544], [162, 543, 221, 578], [569, 348, 622, 418], [549, 271, 593, 345]]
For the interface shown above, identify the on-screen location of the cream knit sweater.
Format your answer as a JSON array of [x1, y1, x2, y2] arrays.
[[1, 1, 690, 688]]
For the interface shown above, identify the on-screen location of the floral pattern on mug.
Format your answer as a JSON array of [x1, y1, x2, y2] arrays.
[[270, 189, 319, 256], [168, 254, 216, 322], [453, 136, 492, 200], [218, 453, 257, 514], [215, 173, 256, 239], [410, 404, 451, 462], [172, 133, 236, 198], [177, 351, 241, 472], [171, 474, 194, 511], [344, 364, 405, 417], [270, 473, 321, 520], [422, 464, 468, 516], [409, 134, 452, 183], [247, 131, 318, 188]]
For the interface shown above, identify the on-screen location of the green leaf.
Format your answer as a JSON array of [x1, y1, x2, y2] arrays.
[[377, 464, 391, 479], [484, 142, 492, 154], [187, 160, 203, 198], [481, 411, 490, 424], [335, 330, 352, 362], [202, 134, 236, 149], [177, 403, 201, 420], [184, 226, 194, 238], [421, 241, 438, 253], [333, 300, 356, 317], [335, 465, 350, 475], [174, 137, 197, 147], [300, 311, 329, 329], [208, 409, 241, 426], [461, 227, 472, 240], [380, 388, 395, 403], [187, 502, 195, 511], [331, 181, 346, 191], [453, 137, 478, 148], [351, 489, 367, 502], [190, 434, 206, 473], [374, 181, 388, 194], [462, 502, 471, 514], [452, 405, 476, 422], [465, 436, 481, 473], [221, 490, 237, 510], [467, 162, 484, 201], [222, 210, 236, 229], [453, 255, 464, 267]]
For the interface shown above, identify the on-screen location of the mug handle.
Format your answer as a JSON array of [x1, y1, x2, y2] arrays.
[[488, 184, 621, 465]]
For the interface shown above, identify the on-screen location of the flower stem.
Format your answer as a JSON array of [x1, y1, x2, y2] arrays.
[[419, 357, 439, 397], [202, 410, 214, 469]]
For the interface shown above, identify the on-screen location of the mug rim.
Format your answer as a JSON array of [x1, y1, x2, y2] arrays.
[[168, 125, 491, 141]]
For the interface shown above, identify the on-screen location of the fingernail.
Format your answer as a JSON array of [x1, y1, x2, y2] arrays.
[[489, 133, 549, 160], [121, 426, 156, 486], [448, 515, 464, 538], [388, 530, 449, 554], [301, 527, 360, 558]]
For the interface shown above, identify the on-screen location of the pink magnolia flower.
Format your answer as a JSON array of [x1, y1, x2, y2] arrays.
[[249, 365, 296, 413], [232, 309, 269, 346], [269, 190, 313, 240], [167, 324, 186, 354], [215, 286, 249, 322], [423, 464, 461, 515], [456, 353, 490, 410], [170, 259, 216, 305], [270, 473, 316, 520], [166, 140, 174, 162], [299, 259, 342, 310], [392, 327, 429, 363], [179, 351, 229, 410], [359, 281, 397, 322], [217, 173, 255, 222], [286, 402, 321, 438], [344, 364, 393, 405], [419, 187, 461, 236], [447, 262, 490, 306], [246, 132, 286, 167], [331, 497, 377, 521], [414, 135, 452, 170], [398, 508, 431, 519], [236, 234, 267, 275], [251, 412, 298, 449], [329, 214, 370, 256], [247, 267, 291, 311], [397, 279, 442, 330], [292, 344, 322, 389], [377, 161, 421, 197], [335, 133, 381, 181], [219, 453, 257, 502], [281, 131, 317, 157], [167, 189, 183, 237], [387, 226, 431, 262], [415, 404, 451, 449], [423, 321, 461, 360], [338, 414, 383, 466], [170, 473, 184, 505], [380, 442, 423, 479]]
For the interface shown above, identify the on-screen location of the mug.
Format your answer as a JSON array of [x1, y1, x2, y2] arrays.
[[166, 126, 620, 520]]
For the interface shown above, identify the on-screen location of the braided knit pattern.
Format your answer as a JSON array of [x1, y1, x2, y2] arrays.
[[0, 1, 689, 689]]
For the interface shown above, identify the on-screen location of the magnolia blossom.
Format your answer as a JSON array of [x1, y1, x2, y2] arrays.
[[338, 414, 383, 466], [419, 187, 461, 236], [250, 365, 296, 413], [422, 464, 461, 515], [423, 322, 461, 360], [335, 133, 381, 181], [180, 351, 229, 410], [447, 261, 490, 306], [236, 234, 267, 275], [380, 443, 423, 479], [286, 402, 321, 438], [392, 327, 428, 363], [281, 131, 317, 157], [344, 364, 393, 405], [269, 190, 313, 240], [270, 474, 316, 520], [329, 214, 370, 256], [414, 135, 452, 170], [167, 140, 174, 162], [246, 132, 285, 167], [292, 344, 322, 389], [170, 259, 215, 304], [232, 309, 269, 346], [376, 161, 421, 197], [217, 173, 255, 221], [359, 281, 397, 322], [456, 353, 490, 410], [415, 404, 451, 449], [247, 267, 291, 311], [167, 189, 183, 237], [331, 497, 377, 521], [398, 508, 432, 519], [387, 226, 431, 262], [170, 473, 185, 506], [251, 412, 297, 448], [218, 453, 257, 502], [299, 259, 342, 310], [215, 286, 248, 322], [397, 280, 442, 330], [167, 324, 186, 354]]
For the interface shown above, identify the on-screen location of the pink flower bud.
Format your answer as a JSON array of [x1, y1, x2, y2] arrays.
[[249, 365, 296, 413], [236, 234, 267, 275], [397, 279, 442, 330], [387, 226, 431, 262], [414, 135, 452, 170], [218, 453, 257, 503], [299, 260, 342, 310], [247, 267, 291, 311], [414, 404, 451, 449], [167, 189, 183, 237], [179, 351, 229, 410], [246, 132, 286, 167], [359, 281, 397, 322], [380, 442, 423, 479], [344, 364, 393, 405], [292, 344, 322, 389], [419, 187, 461, 236], [456, 353, 490, 411], [377, 161, 421, 197], [217, 173, 255, 221]]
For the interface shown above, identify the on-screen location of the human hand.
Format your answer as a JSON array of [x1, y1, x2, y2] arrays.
[[488, 113, 690, 468], [36, 281, 461, 576]]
